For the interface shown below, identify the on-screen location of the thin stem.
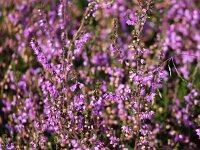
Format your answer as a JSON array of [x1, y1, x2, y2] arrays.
[[134, 97, 140, 150]]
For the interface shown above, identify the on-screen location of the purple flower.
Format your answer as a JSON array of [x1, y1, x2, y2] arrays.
[[126, 11, 137, 26], [71, 139, 78, 148], [70, 82, 84, 92], [145, 93, 156, 103], [74, 33, 92, 56], [196, 129, 200, 139], [6, 143, 15, 150]]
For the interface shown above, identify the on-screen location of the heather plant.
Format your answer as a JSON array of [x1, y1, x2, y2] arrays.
[[150, 0, 200, 149], [0, 0, 200, 149]]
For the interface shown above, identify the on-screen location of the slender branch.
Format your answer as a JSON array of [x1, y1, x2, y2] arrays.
[[68, 2, 96, 57]]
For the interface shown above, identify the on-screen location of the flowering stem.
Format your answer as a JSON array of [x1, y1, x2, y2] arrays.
[[134, 97, 140, 150], [68, 2, 96, 58]]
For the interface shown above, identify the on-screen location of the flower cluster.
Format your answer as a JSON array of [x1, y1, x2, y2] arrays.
[[0, 0, 200, 149]]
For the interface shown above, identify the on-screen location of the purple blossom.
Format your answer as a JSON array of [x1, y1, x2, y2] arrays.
[[74, 33, 92, 56], [196, 129, 200, 139], [126, 10, 137, 26]]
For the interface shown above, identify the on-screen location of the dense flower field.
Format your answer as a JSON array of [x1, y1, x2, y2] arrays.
[[0, 0, 200, 149]]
